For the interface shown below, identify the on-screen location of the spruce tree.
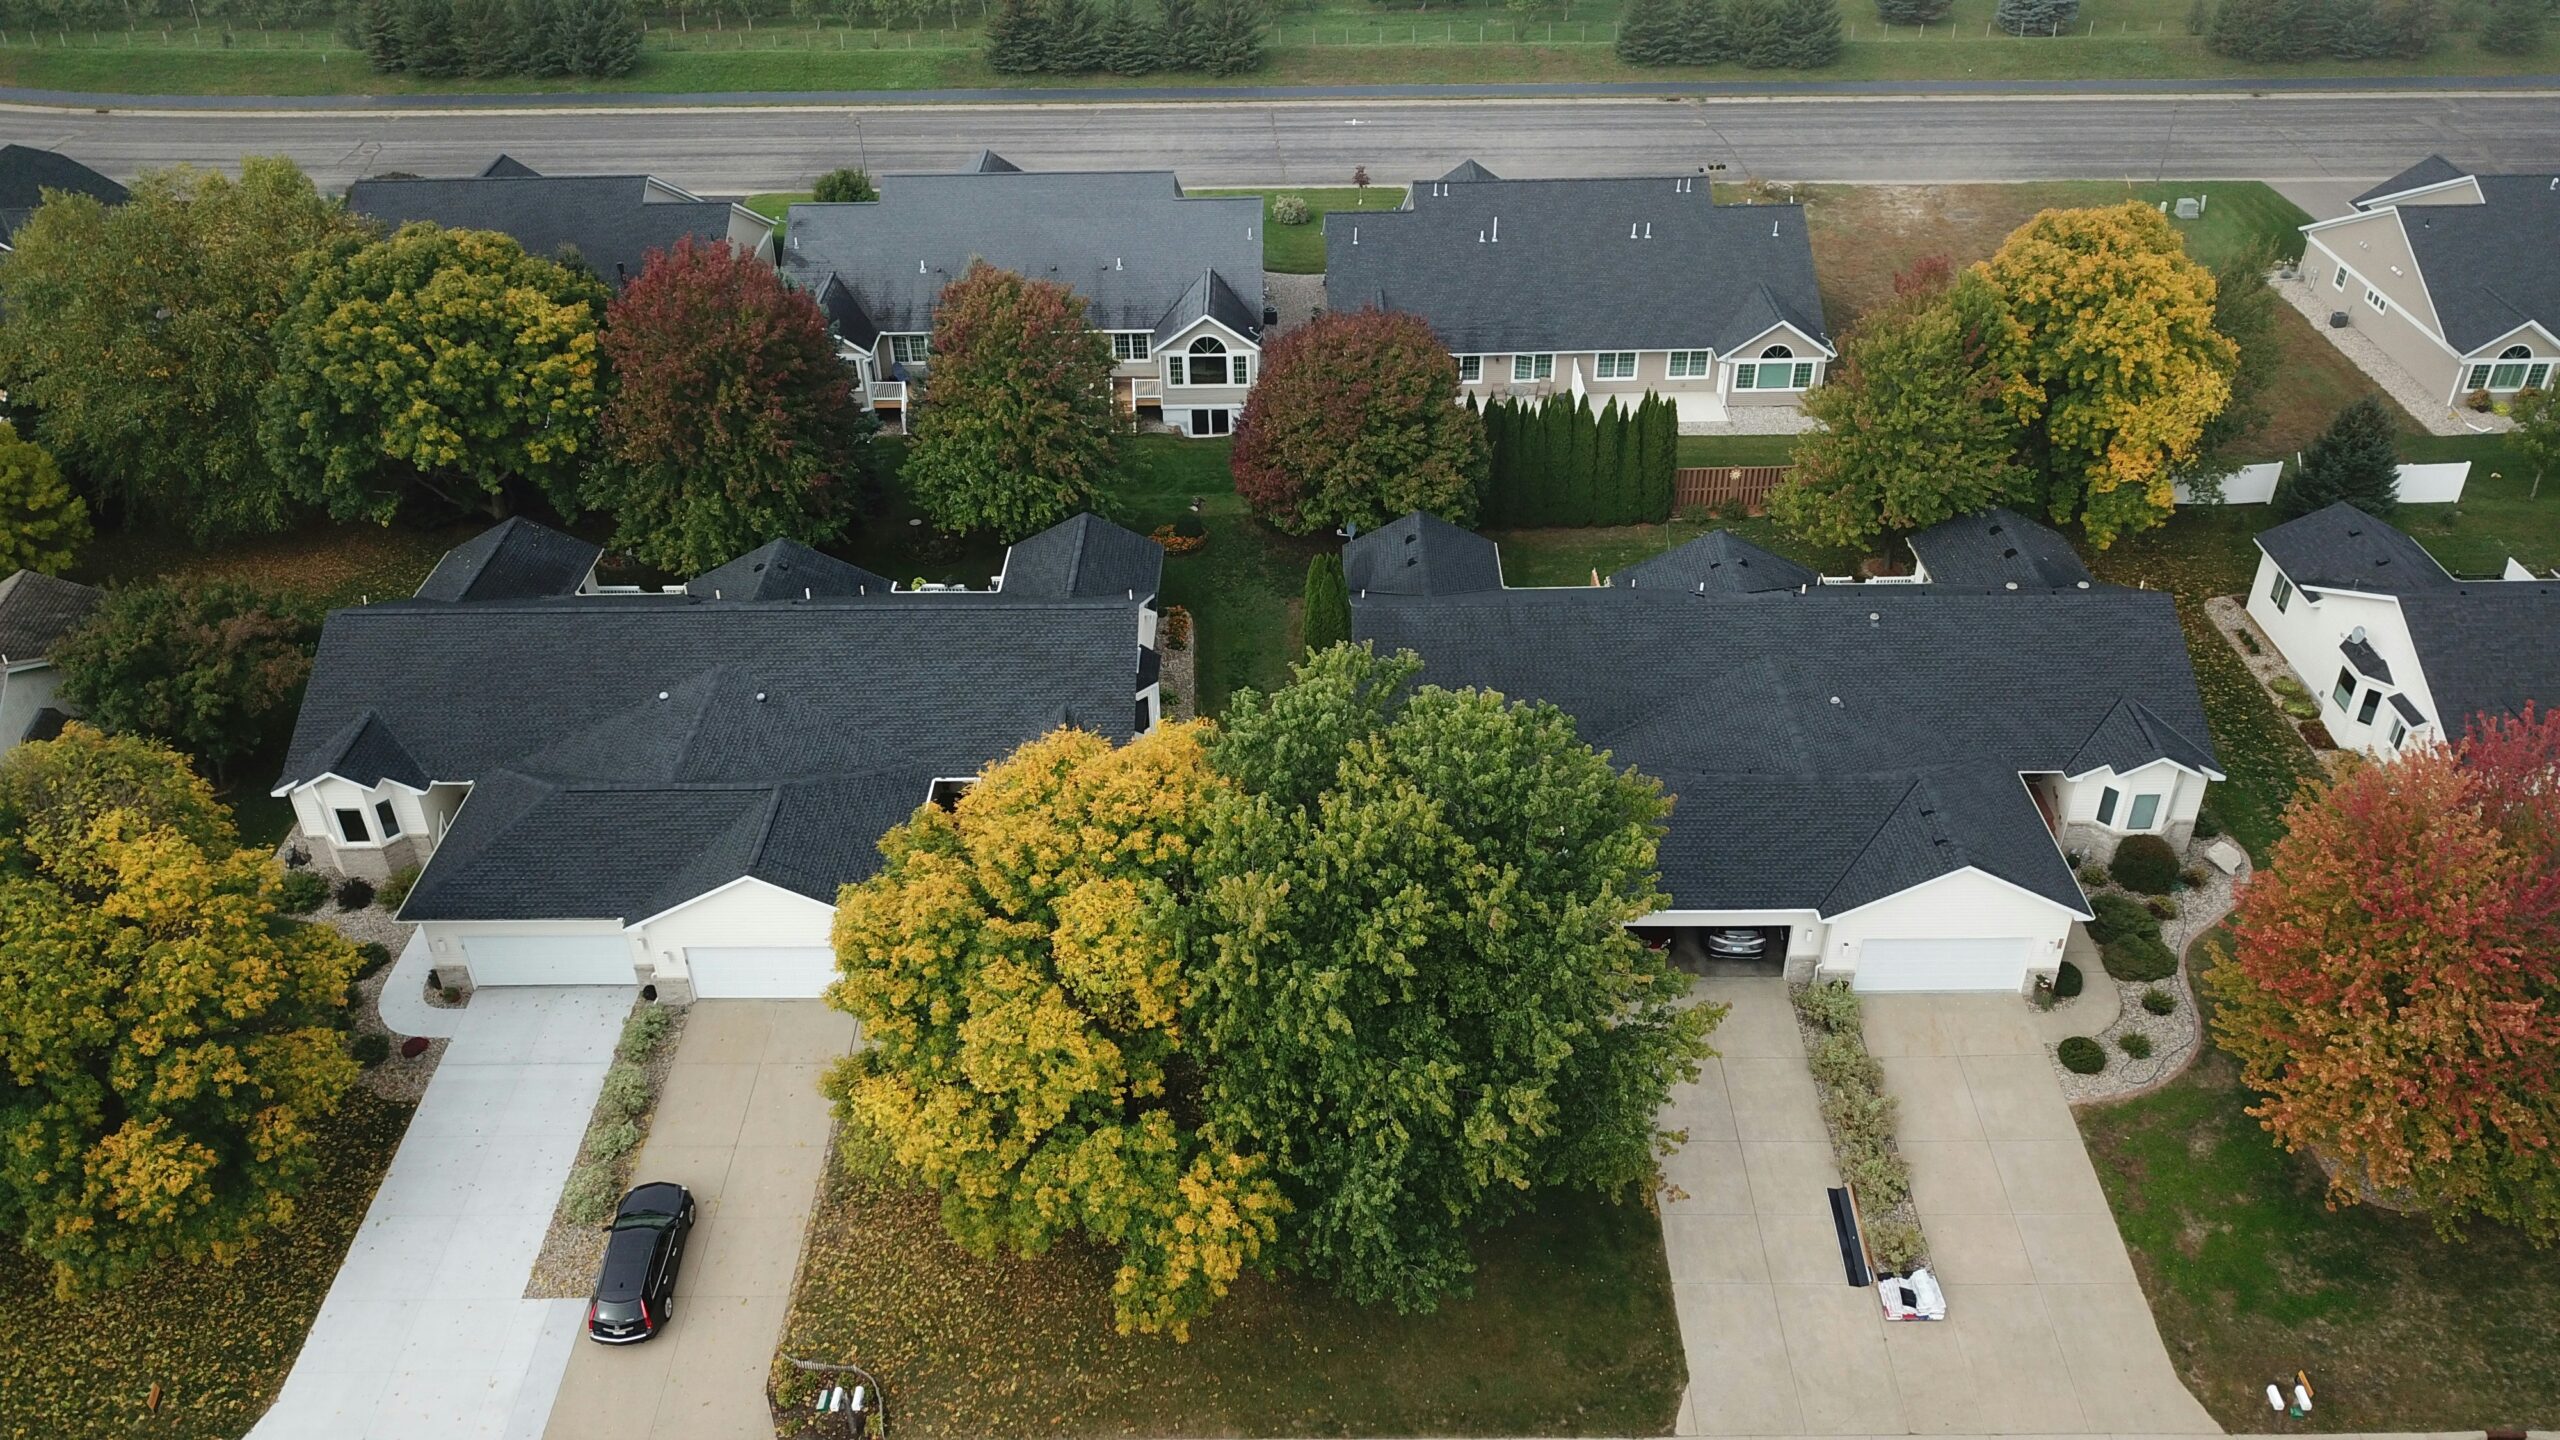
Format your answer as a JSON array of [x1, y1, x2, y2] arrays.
[[1301, 553, 1351, 655], [2382, 0, 2439, 54], [1616, 0, 1684, 62], [1776, 0, 1843, 64], [2321, 0, 2393, 55], [453, 0, 514, 75], [1098, 0, 1161, 70], [1197, 0, 1265, 74], [558, 0, 640, 76], [1156, 0, 1205, 67], [1874, 0, 1950, 24], [1993, 0, 2079, 33], [2479, 0, 2545, 52], [1594, 400, 1627, 525], [987, 0, 1050, 71], [2280, 396, 2402, 517], [1049, 0, 1104, 70], [398, 0, 463, 76], [1724, 0, 1791, 64], [510, 0, 570, 75], [359, 0, 406, 69]]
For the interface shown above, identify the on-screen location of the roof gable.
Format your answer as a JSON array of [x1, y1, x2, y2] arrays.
[[1907, 507, 2094, 590], [0, 570, 103, 665], [344, 172, 755, 287], [0, 144, 125, 242], [2353, 155, 2471, 209], [998, 514, 1165, 601], [2385, 172, 2560, 351], [415, 517, 602, 602], [1613, 530, 1817, 595], [2255, 502, 2454, 594], [687, 540, 890, 601], [1344, 511, 1504, 596]]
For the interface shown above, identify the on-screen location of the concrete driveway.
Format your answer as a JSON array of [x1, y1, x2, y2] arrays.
[[545, 1000, 857, 1440], [252, 976, 631, 1440], [1656, 978, 2219, 1436]]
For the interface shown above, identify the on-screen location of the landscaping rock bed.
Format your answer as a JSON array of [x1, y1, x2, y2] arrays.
[[2273, 272, 2509, 438], [526, 1000, 690, 1300], [2204, 595, 2354, 777], [1160, 605, 1199, 722], [2051, 837, 2246, 1105], [299, 896, 442, 1102]]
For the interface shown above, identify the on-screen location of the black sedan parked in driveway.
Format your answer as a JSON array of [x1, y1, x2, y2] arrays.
[[587, 1181, 695, 1344]]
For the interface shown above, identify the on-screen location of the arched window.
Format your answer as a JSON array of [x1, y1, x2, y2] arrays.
[[1177, 335, 1232, 386], [1759, 343, 1794, 360], [2501, 344, 2533, 359], [2481, 342, 2549, 392], [1737, 342, 1814, 392]]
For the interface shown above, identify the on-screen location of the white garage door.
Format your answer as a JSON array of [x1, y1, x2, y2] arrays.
[[462, 934, 636, 987], [1853, 937, 2036, 994], [686, 946, 838, 999]]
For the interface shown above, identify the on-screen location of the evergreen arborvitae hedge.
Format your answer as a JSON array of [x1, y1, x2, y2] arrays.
[[355, 0, 636, 77], [1477, 394, 1678, 528]]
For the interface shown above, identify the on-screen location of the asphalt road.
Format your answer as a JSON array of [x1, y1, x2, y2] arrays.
[[1, 90, 2555, 193]]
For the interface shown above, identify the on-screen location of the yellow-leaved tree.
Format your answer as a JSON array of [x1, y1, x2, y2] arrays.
[[1976, 202, 2238, 548], [0, 725, 361, 1296], [821, 722, 1282, 1338]]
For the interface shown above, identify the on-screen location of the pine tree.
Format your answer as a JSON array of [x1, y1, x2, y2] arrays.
[[1993, 0, 2079, 32], [1616, 0, 1685, 62], [2321, 0, 2393, 54], [1156, 0, 1205, 67], [398, 0, 463, 76], [1049, 0, 1104, 70], [2382, 0, 2439, 54], [1594, 400, 1627, 526], [2280, 396, 2402, 517], [1098, 0, 1161, 70], [510, 0, 570, 75], [1724, 0, 1791, 64], [1673, 0, 1728, 58], [1197, 0, 1265, 73], [453, 0, 514, 75], [1775, 0, 1843, 64], [987, 0, 1051, 71], [1874, 0, 1950, 24], [557, 0, 640, 76], [358, 0, 406, 69], [1300, 553, 1351, 655], [2479, 0, 2545, 52]]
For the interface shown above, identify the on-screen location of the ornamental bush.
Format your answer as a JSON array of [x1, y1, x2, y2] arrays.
[[1842, 1149, 1911, 1207], [1809, 1030, 1882, 1090], [617, 1004, 674, 1064], [2058, 1036, 2107, 1073], [2087, 892, 2161, 946], [1866, 1216, 1926, 1273], [356, 941, 395, 977], [2109, 834, 2182, 894], [1794, 979, 1862, 1034], [1822, 1082, 1897, 1144], [334, 875, 376, 910], [2119, 1032, 2155, 1060], [2103, 931, 2179, 983], [1271, 194, 1312, 225], [599, 1059, 650, 1117], [277, 869, 330, 914], [352, 1033, 392, 1066], [379, 865, 420, 911], [2054, 959, 2085, 998], [2142, 986, 2178, 1016], [560, 1162, 618, 1225], [584, 1118, 641, 1163]]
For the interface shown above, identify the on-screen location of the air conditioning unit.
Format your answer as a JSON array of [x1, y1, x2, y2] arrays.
[[2329, 311, 2350, 329]]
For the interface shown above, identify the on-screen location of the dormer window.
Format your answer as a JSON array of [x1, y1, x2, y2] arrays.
[[1172, 336, 1234, 387], [1736, 344, 1816, 391], [927, 778, 975, 811]]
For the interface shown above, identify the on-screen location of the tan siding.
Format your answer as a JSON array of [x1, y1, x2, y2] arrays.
[[2308, 215, 2443, 336]]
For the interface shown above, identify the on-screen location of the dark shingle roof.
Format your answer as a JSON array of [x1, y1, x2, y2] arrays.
[[345, 173, 757, 287], [2391, 173, 2560, 352], [414, 517, 601, 602], [2255, 502, 2454, 594], [1343, 511, 1503, 596], [285, 517, 1154, 919], [1151, 267, 1262, 347], [1907, 508, 2094, 590], [2340, 633, 2394, 683], [2389, 691, 2427, 726], [0, 144, 125, 243], [779, 167, 1263, 342], [997, 514, 1164, 602], [0, 570, 103, 665], [1615, 531, 1817, 595], [1349, 522, 2218, 916], [478, 154, 542, 179], [2398, 587, 2560, 741], [2352, 154, 2467, 208], [1437, 159, 1500, 183], [970, 149, 1022, 173], [687, 540, 890, 601], [1324, 177, 1828, 356]]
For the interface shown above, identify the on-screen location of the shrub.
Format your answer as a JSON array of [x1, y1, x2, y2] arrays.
[[400, 1035, 431, 1059], [1865, 1216, 1926, 1274], [277, 869, 330, 914], [2235, 628, 2261, 655], [618, 1003, 674, 1063], [355, 941, 394, 977], [560, 1162, 619, 1225], [1161, 603, 1193, 650], [2269, 675, 2308, 697], [1793, 979, 1861, 1034], [2302, 719, 2338, 748], [334, 875, 376, 910], [2054, 959, 2084, 998], [378, 864, 420, 910], [440, 986, 462, 1005], [351, 1032, 391, 1066], [1843, 1149, 1910, 1207], [2142, 987, 2177, 1016], [2087, 893, 2161, 946], [2193, 806, 2223, 840], [598, 1059, 650, 1117], [1149, 522, 1208, 556], [2109, 834, 2181, 894], [2180, 864, 2212, 888], [1270, 193, 1311, 225], [1823, 1083, 1897, 1145], [2467, 387, 2495, 412], [811, 167, 878, 203], [2281, 695, 2321, 719], [2058, 1036, 2107, 1073], [584, 1118, 641, 1163], [1808, 1031, 1881, 1091], [2076, 863, 2112, 888], [2119, 1032, 2154, 1059], [2103, 931, 2179, 983], [2145, 895, 2178, 919]]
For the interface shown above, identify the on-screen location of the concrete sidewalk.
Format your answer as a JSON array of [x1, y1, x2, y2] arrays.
[[545, 1001, 857, 1440]]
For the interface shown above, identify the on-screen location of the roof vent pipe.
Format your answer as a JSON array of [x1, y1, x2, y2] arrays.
[[1491, 216, 1500, 241], [1644, 222, 1653, 240], [1771, 219, 1781, 238], [919, 260, 928, 273], [2350, 625, 2368, 643]]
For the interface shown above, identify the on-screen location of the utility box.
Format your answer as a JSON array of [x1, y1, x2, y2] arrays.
[[2173, 196, 2204, 220]]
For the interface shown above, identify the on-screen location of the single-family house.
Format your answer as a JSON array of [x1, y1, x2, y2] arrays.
[[2245, 501, 2560, 759], [0, 143, 124, 250], [1322, 161, 1833, 426], [0, 569, 102, 754], [1345, 508, 2221, 994], [345, 156, 778, 290], [2299, 156, 2557, 409], [777, 152, 1265, 438], [272, 514, 1164, 1000]]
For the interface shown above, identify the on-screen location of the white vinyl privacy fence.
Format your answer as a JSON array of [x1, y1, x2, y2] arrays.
[[2175, 460, 2468, 507]]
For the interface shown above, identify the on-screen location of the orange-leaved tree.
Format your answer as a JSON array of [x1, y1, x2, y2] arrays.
[[2212, 705, 2560, 1239]]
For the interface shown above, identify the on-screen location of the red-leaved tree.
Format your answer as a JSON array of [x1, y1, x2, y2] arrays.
[[591, 237, 876, 573], [2211, 705, 2560, 1239], [1230, 308, 1487, 537]]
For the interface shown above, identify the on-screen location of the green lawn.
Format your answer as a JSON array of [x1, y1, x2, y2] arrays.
[[1193, 187, 1408, 274], [5, 0, 2555, 96], [743, 190, 809, 227], [2079, 932, 2560, 1432], [772, 1161, 1685, 1437], [0, 1092, 412, 1440]]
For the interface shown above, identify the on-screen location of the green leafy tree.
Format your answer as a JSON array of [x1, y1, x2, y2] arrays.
[[811, 167, 879, 203], [0, 159, 362, 541], [2279, 396, 2401, 517], [1976, 202, 2237, 547], [986, 0, 1050, 69], [1770, 273, 2030, 549], [2509, 383, 2560, 497], [823, 723, 1283, 1337], [1231, 308, 1488, 536], [905, 261, 1120, 541], [50, 583, 319, 784], [590, 237, 876, 573], [0, 727, 361, 1297], [2189, 246, 2285, 481], [0, 422, 90, 576], [264, 223, 609, 524], [1197, 645, 1718, 1310], [1299, 553, 1350, 655]]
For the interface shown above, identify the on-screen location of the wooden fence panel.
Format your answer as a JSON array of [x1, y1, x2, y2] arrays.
[[1672, 465, 1791, 515]]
